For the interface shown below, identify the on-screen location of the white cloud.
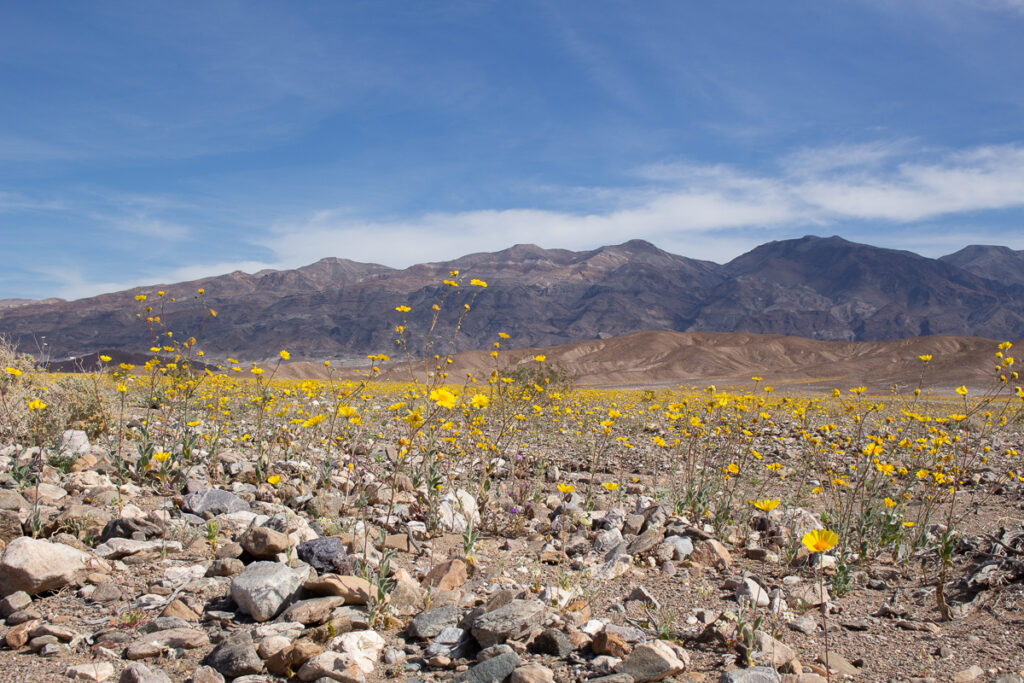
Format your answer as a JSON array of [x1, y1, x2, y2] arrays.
[[259, 142, 1024, 268]]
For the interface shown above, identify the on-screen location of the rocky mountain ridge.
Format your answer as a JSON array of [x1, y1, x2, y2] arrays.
[[2, 236, 1023, 362]]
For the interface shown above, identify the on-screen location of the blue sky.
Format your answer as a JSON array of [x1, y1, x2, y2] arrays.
[[3, 1, 1024, 300]]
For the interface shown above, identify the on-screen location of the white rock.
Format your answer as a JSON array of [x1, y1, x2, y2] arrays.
[[59, 430, 90, 455], [0, 537, 106, 596], [438, 489, 479, 533], [230, 561, 310, 622], [333, 629, 387, 673], [738, 578, 770, 607], [65, 661, 114, 681]]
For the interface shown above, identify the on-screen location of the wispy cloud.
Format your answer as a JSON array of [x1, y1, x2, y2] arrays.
[[252, 142, 1024, 268]]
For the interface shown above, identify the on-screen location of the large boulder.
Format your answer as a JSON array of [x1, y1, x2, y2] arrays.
[[0, 537, 106, 596], [230, 561, 310, 622]]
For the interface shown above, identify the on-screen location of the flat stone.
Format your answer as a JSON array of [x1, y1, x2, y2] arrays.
[[125, 628, 210, 659], [529, 627, 573, 657], [689, 539, 731, 568], [389, 578, 426, 616], [0, 590, 31, 616], [510, 663, 555, 683], [452, 651, 519, 683], [182, 488, 250, 516], [422, 559, 467, 592], [118, 662, 173, 683], [592, 631, 630, 658], [471, 599, 546, 648], [816, 652, 859, 677], [409, 605, 461, 639], [718, 666, 782, 683], [614, 639, 688, 682], [753, 630, 796, 669], [297, 651, 365, 682], [296, 537, 352, 574], [65, 662, 116, 682], [88, 581, 123, 603], [626, 527, 665, 556], [789, 582, 830, 608], [204, 630, 262, 678], [282, 596, 347, 625], [303, 574, 371, 604], [188, 666, 225, 683], [230, 561, 310, 622], [240, 526, 290, 558], [953, 666, 985, 683]]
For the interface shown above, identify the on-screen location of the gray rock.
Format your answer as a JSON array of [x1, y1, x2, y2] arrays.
[[409, 605, 461, 639], [0, 590, 31, 617], [120, 662, 174, 683], [100, 516, 165, 542], [738, 578, 770, 608], [470, 599, 546, 648], [189, 667, 225, 683], [424, 627, 472, 659], [664, 535, 693, 560], [59, 430, 90, 455], [614, 640, 688, 682], [718, 667, 782, 683], [626, 527, 665, 556], [529, 628, 573, 657], [230, 561, 310, 622], [594, 528, 624, 554], [296, 537, 352, 574], [204, 630, 263, 677], [453, 651, 520, 683], [182, 488, 250, 516]]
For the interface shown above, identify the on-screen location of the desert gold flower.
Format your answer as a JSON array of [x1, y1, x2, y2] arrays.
[[99, 355, 112, 362], [337, 406, 357, 418], [470, 393, 490, 409], [267, 475, 281, 486], [955, 385, 968, 396], [279, 350, 290, 360], [395, 305, 411, 313], [752, 498, 780, 512], [251, 367, 264, 375], [534, 355, 546, 362], [801, 528, 838, 553], [602, 482, 620, 491], [27, 399, 46, 411], [919, 354, 932, 362], [725, 463, 739, 475], [152, 451, 171, 463], [4, 367, 21, 376], [135, 294, 147, 301], [884, 497, 897, 508], [429, 388, 457, 409], [556, 483, 575, 494], [470, 279, 487, 287]]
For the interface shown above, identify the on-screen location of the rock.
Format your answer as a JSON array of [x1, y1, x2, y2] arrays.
[[0, 536, 104, 596], [257, 635, 291, 659], [87, 581, 123, 603], [65, 662, 115, 682], [816, 652, 859, 677], [297, 652, 365, 682], [334, 630, 387, 673], [94, 538, 181, 559], [118, 662, 173, 683], [664, 535, 694, 560], [266, 640, 323, 676], [296, 537, 352, 574], [282, 596, 347, 625], [738, 578, 770, 607], [592, 630, 630, 658], [689, 539, 731, 568], [422, 558, 467, 592], [0, 590, 31, 616], [511, 663, 555, 683], [304, 574, 371, 604], [753, 630, 796, 669], [389, 578, 426, 616], [409, 605, 461, 639], [788, 615, 818, 634], [125, 628, 210, 659], [59, 430, 90, 455], [438, 489, 479, 533], [100, 516, 165, 543], [453, 651, 519, 683], [789, 582, 830, 608], [424, 627, 473, 659], [614, 639, 688, 682], [230, 561, 310, 622], [627, 526, 665, 556], [161, 598, 198, 621], [204, 630, 263, 677], [182, 488, 250, 516], [206, 558, 244, 577], [627, 585, 660, 609], [240, 526, 290, 558], [953, 666, 985, 683], [6, 619, 39, 648], [718, 667, 782, 682], [189, 666, 225, 683], [471, 599, 546, 648], [530, 627, 573, 657]]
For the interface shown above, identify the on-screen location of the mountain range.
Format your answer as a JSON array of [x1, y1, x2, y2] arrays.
[[1, 235, 1023, 363]]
